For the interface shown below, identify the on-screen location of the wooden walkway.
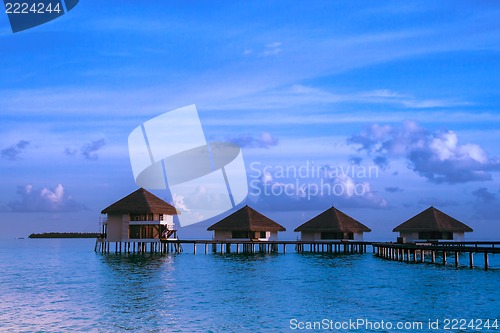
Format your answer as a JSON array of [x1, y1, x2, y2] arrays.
[[95, 239, 499, 271], [373, 242, 500, 270], [95, 239, 371, 254], [170, 239, 370, 254]]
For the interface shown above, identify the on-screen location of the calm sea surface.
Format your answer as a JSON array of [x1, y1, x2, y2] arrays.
[[0, 239, 498, 333]]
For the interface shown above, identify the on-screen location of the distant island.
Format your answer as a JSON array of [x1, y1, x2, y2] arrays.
[[28, 232, 100, 239]]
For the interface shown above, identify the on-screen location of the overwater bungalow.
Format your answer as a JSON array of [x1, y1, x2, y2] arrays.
[[207, 205, 286, 241], [294, 206, 371, 241], [100, 188, 178, 243], [393, 206, 473, 242]]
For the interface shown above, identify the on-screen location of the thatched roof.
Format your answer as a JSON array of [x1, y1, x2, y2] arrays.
[[207, 205, 286, 232], [393, 206, 472, 233], [101, 188, 178, 215], [294, 207, 371, 233]]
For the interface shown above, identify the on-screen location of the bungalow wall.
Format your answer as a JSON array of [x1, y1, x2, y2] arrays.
[[105, 213, 175, 242], [268, 231, 278, 241], [299, 231, 364, 241], [106, 214, 128, 242], [398, 232, 418, 242], [213, 230, 232, 240], [213, 230, 278, 241], [397, 231, 465, 242]]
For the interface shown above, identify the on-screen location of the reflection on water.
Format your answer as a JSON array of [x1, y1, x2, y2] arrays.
[[0, 239, 498, 332]]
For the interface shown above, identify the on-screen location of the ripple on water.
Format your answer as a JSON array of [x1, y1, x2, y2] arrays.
[[0, 239, 499, 332]]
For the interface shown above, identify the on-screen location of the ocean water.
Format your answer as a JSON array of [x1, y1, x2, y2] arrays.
[[0, 239, 499, 333]]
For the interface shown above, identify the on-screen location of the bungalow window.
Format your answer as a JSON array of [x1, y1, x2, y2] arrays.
[[129, 225, 159, 239], [232, 231, 250, 239], [321, 232, 342, 240], [418, 232, 453, 240], [344, 233, 354, 240], [129, 225, 141, 239], [259, 231, 266, 238]]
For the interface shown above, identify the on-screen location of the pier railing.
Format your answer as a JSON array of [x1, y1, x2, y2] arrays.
[[414, 241, 500, 248], [373, 242, 500, 270]]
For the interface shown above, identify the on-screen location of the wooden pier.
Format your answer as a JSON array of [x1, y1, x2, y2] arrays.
[[95, 239, 371, 255], [95, 239, 182, 254], [373, 242, 500, 270], [95, 239, 498, 271]]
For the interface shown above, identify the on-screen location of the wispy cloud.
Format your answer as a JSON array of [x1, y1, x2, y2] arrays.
[[385, 186, 404, 193], [64, 147, 78, 156], [65, 138, 106, 161], [471, 187, 500, 220], [262, 42, 282, 56], [228, 132, 279, 149], [1, 140, 30, 161], [359, 89, 470, 109], [243, 42, 283, 57], [204, 85, 470, 117], [472, 187, 496, 203], [81, 139, 106, 160]]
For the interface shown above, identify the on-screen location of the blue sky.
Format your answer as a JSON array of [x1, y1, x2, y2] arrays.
[[1, 1, 499, 240]]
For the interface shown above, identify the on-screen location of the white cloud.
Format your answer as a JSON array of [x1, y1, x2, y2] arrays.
[[172, 193, 190, 212], [5, 184, 88, 213], [262, 42, 282, 56], [349, 121, 500, 183]]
